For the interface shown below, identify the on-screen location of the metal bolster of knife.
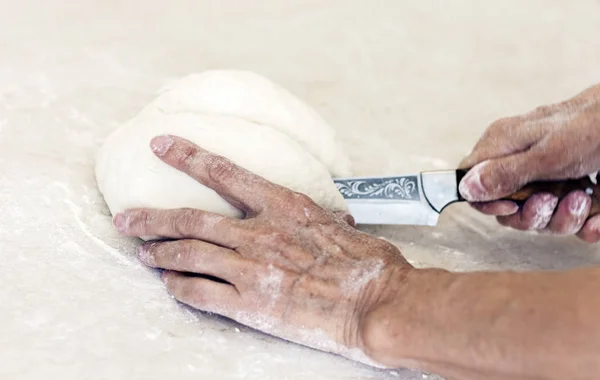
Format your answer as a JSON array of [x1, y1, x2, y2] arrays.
[[419, 170, 466, 214]]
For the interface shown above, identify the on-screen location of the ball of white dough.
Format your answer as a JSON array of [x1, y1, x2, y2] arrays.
[[95, 70, 352, 236]]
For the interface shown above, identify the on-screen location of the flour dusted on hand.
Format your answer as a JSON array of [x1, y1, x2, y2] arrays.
[[94, 70, 351, 239]]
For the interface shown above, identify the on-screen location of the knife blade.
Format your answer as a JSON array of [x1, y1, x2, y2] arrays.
[[333, 170, 466, 226], [333, 170, 600, 226]]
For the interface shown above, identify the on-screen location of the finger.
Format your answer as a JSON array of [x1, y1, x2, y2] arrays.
[[459, 116, 549, 169], [333, 210, 356, 227], [114, 208, 249, 248], [496, 193, 558, 231], [139, 239, 248, 281], [544, 191, 591, 235], [470, 200, 519, 216], [150, 134, 284, 215], [458, 143, 559, 203], [162, 270, 240, 315], [577, 214, 600, 243]]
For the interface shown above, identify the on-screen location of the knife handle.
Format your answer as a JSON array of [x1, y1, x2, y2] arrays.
[[457, 170, 600, 215], [504, 177, 600, 215]]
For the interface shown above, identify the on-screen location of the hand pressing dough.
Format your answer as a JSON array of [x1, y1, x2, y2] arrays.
[[95, 70, 352, 238]]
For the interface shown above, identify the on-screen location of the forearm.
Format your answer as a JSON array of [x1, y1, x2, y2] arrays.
[[361, 266, 600, 380]]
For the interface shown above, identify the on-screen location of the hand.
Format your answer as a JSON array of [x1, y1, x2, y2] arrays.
[[459, 83, 600, 242], [112, 135, 413, 366]]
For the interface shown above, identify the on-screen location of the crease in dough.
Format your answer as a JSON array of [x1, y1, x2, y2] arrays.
[[95, 70, 352, 240]]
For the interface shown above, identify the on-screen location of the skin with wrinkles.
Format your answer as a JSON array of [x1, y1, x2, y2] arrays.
[[113, 135, 412, 366], [458, 83, 600, 242], [113, 134, 600, 380]]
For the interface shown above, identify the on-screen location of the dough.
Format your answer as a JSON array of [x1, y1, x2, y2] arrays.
[[153, 70, 352, 178], [95, 70, 352, 238]]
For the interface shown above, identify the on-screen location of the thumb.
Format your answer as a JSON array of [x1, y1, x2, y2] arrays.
[[458, 151, 541, 202]]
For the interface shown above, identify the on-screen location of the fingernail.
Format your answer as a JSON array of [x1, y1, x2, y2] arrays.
[[459, 163, 488, 201], [112, 212, 129, 233], [138, 244, 156, 266], [151, 135, 174, 156], [500, 202, 520, 215]]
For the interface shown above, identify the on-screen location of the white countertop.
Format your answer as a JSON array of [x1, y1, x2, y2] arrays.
[[2, 1, 600, 379]]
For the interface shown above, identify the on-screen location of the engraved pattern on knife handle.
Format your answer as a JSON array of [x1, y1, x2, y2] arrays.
[[334, 176, 420, 200]]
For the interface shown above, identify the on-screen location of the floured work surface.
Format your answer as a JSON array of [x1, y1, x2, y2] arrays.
[[2, 1, 600, 379]]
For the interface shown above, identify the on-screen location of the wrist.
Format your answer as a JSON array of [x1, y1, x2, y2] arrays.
[[358, 267, 455, 368]]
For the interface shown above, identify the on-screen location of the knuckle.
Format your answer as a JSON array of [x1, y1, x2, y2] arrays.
[[490, 161, 524, 193], [487, 117, 514, 134], [289, 192, 327, 224], [535, 148, 561, 170], [270, 231, 292, 246], [175, 145, 199, 169], [207, 156, 236, 183], [257, 231, 292, 249], [136, 209, 153, 226], [277, 190, 297, 205], [342, 212, 356, 227], [532, 104, 556, 117], [139, 242, 159, 266], [174, 240, 197, 265], [128, 209, 154, 233], [292, 192, 315, 207], [172, 208, 201, 236], [288, 192, 319, 215], [478, 167, 502, 193]]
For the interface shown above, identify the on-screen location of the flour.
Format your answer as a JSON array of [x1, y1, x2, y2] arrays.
[[529, 194, 558, 230], [259, 264, 284, 310], [295, 328, 386, 368], [9, 1, 600, 379], [567, 194, 591, 233], [65, 195, 137, 268], [569, 194, 590, 218], [341, 259, 385, 297], [458, 161, 492, 201], [138, 243, 157, 266], [234, 311, 280, 333], [233, 311, 385, 369], [229, 257, 387, 369]]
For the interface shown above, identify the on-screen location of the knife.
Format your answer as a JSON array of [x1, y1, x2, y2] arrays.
[[333, 169, 600, 226]]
